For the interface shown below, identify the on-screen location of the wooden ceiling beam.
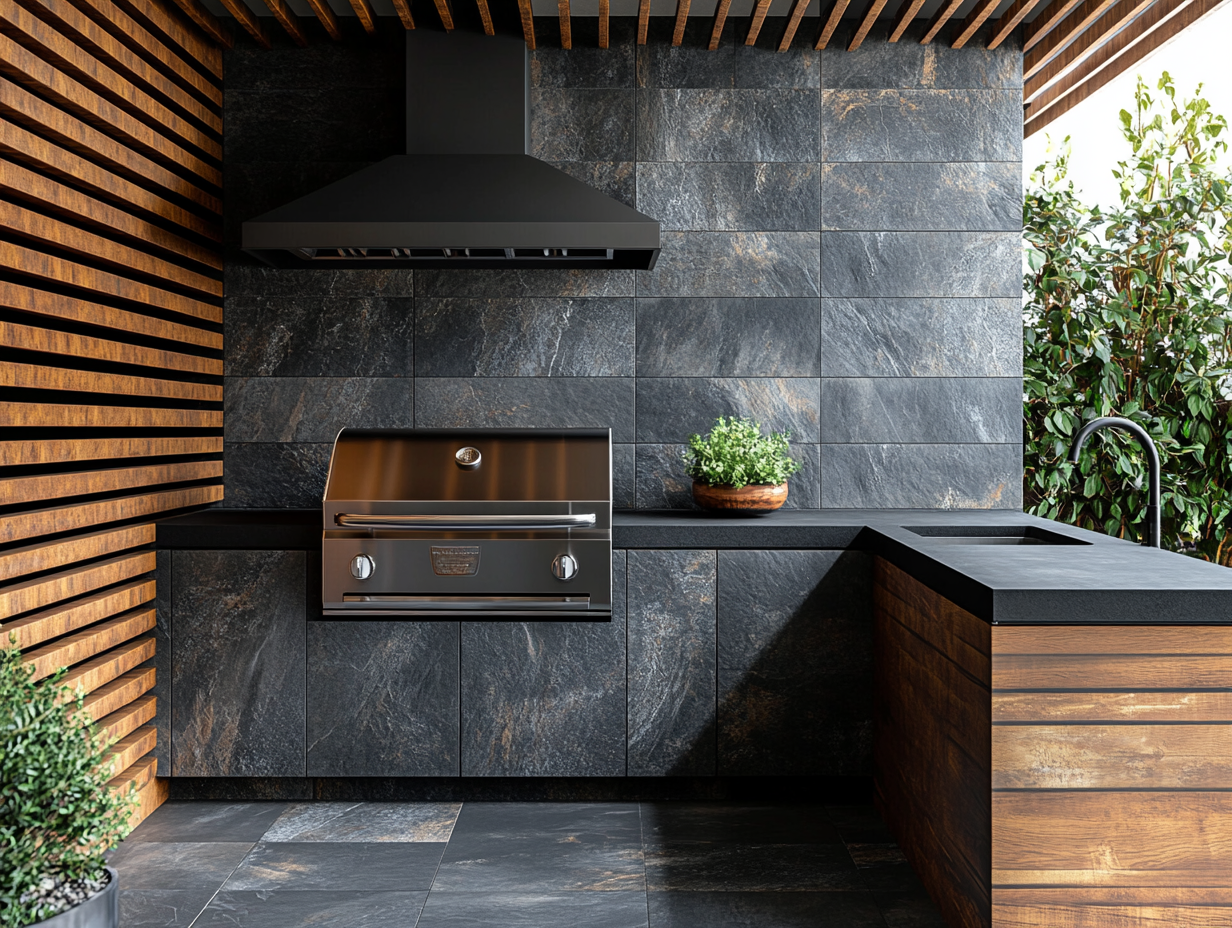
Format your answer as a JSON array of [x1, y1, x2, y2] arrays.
[[745, 0, 773, 43], [165, 0, 232, 47], [433, 0, 455, 29], [640, 0, 652, 43], [1025, 0, 1118, 78], [889, 0, 927, 40], [1025, 0, 1221, 134], [815, 0, 852, 48], [558, 0, 571, 46], [672, 0, 691, 45], [849, 0, 890, 49], [599, 0, 609, 46], [259, 0, 307, 45], [475, 0, 493, 33], [516, 0, 535, 47], [986, 0, 1050, 47], [1023, 0, 1085, 50], [708, 0, 730, 47], [346, 0, 377, 33], [304, 0, 343, 37], [778, 0, 811, 49], [952, 0, 1001, 46], [215, 0, 268, 47], [1025, 0, 1155, 99], [919, 0, 964, 42]]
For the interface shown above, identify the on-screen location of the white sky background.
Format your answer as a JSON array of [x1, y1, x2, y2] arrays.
[[1023, 0, 1232, 207]]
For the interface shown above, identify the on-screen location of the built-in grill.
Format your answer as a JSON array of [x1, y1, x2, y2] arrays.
[[322, 428, 611, 619]]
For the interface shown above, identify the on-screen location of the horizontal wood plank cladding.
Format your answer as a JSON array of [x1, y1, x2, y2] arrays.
[[110, 0, 222, 78], [0, 77, 220, 213], [992, 901, 1232, 926], [106, 752, 155, 794], [874, 557, 992, 928], [993, 654, 1232, 689], [0, 550, 153, 620], [0, 320, 222, 375], [1, 361, 223, 402], [0, 460, 222, 506], [994, 690, 1232, 722], [96, 692, 155, 744], [0, 159, 222, 270], [0, 484, 222, 545], [0, 436, 222, 467], [11, 0, 221, 132], [0, 0, 221, 158], [0, 120, 220, 241], [60, 635, 154, 695], [103, 721, 155, 775], [128, 769, 168, 828], [83, 666, 154, 721], [0, 401, 222, 429], [995, 887, 1232, 905], [2, 579, 154, 650], [994, 625, 1232, 654], [22, 606, 155, 680], [0, 523, 153, 583]]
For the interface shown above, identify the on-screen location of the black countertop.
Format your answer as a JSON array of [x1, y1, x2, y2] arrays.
[[157, 508, 1232, 625]]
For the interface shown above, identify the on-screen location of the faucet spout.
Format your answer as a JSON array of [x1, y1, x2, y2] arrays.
[[1067, 416, 1161, 548]]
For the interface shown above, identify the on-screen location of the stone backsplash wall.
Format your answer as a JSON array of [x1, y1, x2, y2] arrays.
[[222, 17, 1022, 510]]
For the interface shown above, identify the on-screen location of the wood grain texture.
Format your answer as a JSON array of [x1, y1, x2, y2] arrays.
[[672, 0, 690, 44], [598, 0, 607, 46], [639, 0, 650, 43], [346, 0, 377, 32], [889, 0, 926, 40], [879, 560, 990, 680], [83, 667, 156, 721], [215, 0, 269, 47], [0, 320, 222, 374], [110, 0, 223, 76], [920, 0, 965, 43], [0, 524, 153, 584], [987, 0, 1051, 47], [22, 607, 156, 680], [1023, 0, 1120, 78], [432, 0, 453, 28], [849, 0, 889, 49], [473, 0, 491, 33], [992, 900, 1232, 926], [777, 0, 809, 49], [516, 0, 534, 47], [0, 436, 222, 467], [165, 0, 234, 47], [557, 0, 569, 45], [993, 653, 1232, 689], [952, 0, 1001, 47], [1023, 0, 1086, 50], [60, 636, 155, 695], [1, 579, 155, 650], [128, 770, 168, 827], [1024, 0, 1156, 99], [106, 752, 155, 794], [0, 485, 223, 545], [96, 693, 156, 745], [994, 624, 1232, 654], [693, 481, 787, 511], [0, 552, 154, 621], [0, 361, 222, 403], [305, 0, 343, 37], [708, 0, 729, 47], [745, 0, 772, 44], [0, 401, 222, 429], [103, 722, 156, 776], [259, 0, 307, 45], [0, 461, 223, 506]]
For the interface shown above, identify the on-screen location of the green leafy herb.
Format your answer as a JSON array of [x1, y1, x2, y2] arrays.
[[682, 416, 801, 488]]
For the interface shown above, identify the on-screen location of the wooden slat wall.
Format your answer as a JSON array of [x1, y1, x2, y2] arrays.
[[0, 0, 221, 830]]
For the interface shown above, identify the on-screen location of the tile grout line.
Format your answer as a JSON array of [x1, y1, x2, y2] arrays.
[[637, 801, 651, 928], [415, 801, 460, 928], [183, 833, 267, 928]]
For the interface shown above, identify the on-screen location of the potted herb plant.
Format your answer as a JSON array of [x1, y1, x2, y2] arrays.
[[682, 416, 801, 513], [1, 631, 135, 928]]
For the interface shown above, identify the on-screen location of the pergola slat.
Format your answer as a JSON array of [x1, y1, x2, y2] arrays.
[[1025, 0, 1156, 99], [850, 0, 890, 49], [558, 0, 571, 47], [952, 0, 1002, 46], [305, 0, 343, 37], [987, 0, 1052, 48], [746, 0, 773, 43], [215, 0, 268, 47], [599, 0, 609, 46], [1024, 0, 1086, 51], [709, 0, 731, 48], [673, 0, 691, 45], [920, 0, 965, 43], [816, 0, 852, 47], [516, 0, 536, 47], [165, 0, 232, 47], [640, 0, 652, 44], [890, 0, 928, 40], [1025, 0, 1119, 78], [346, 0, 378, 34], [778, 0, 811, 49]]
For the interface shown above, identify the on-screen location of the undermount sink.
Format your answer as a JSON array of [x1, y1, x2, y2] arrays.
[[903, 526, 1091, 546]]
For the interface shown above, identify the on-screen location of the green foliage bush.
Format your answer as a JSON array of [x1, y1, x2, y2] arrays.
[[1024, 74, 1232, 560], [1, 634, 134, 928], [682, 416, 801, 488]]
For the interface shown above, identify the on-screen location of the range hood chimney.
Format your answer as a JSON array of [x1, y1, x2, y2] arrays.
[[242, 31, 660, 270]]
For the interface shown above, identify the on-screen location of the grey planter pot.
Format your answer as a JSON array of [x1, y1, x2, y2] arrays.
[[26, 868, 118, 928]]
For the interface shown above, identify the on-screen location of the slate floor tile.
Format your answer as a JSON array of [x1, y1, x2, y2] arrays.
[[847, 844, 920, 893], [647, 890, 884, 928], [106, 842, 253, 891], [118, 889, 216, 928], [644, 843, 864, 892], [876, 890, 949, 928], [416, 891, 650, 928], [197, 890, 428, 927], [123, 802, 287, 843], [640, 803, 841, 847], [262, 801, 461, 842], [223, 841, 447, 891]]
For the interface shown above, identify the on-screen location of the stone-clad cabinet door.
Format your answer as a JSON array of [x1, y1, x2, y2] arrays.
[[627, 549, 718, 776], [307, 621, 460, 776], [171, 550, 307, 776]]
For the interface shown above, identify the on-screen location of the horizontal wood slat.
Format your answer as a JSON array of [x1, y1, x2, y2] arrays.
[[82, 666, 155, 721], [993, 654, 1232, 689], [992, 900, 1232, 926], [106, 751, 155, 793], [0, 484, 223, 545], [113, 0, 223, 76], [1, 361, 223, 402], [994, 887, 1232, 905], [60, 635, 154, 695], [1, 578, 154, 650], [993, 625, 1232, 654], [1023, 0, 1156, 100], [0, 551, 153, 620], [0, 460, 222, 505], [165, 0, 234, 48], [95, 692, 155, 744], [128, 770, 169, 828], [878, 560, 991, 680], [0, 523, 153, 583], [994, 690, 1232, 722], [22, 605, 155, 680], [102, 721, 154, 776], [0, 320, 221, 375], [0, 401, 222, 429], [0, 436, 222, 467], [72, 0, 222, 92]]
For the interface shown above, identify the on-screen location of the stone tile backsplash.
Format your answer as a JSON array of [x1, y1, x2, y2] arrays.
[[222, 17, 1023, 511]]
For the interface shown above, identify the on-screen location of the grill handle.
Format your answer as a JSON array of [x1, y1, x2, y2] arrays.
[[335, 513, 597, 531]]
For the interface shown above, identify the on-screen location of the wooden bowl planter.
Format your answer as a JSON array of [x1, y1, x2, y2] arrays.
[[692, 481, 788, 513]]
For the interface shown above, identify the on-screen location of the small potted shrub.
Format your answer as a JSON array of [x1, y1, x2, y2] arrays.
[[1, 632, 135, 928], [682, 416, 801, 513]]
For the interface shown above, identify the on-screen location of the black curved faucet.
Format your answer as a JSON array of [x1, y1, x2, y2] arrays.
[[1066, 416, 1161, 548]]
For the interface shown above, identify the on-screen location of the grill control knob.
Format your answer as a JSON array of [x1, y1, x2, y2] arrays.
[[351, 554, 375, 580], [551, 554, 578, 581]]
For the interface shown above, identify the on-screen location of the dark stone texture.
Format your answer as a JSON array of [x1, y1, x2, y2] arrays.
[[637, 163, 820, 232], [717, 550, 873, 775], [223, 842, 446, 891], [820, 378, 1023, 444], [198, 891, 428, 928], [263, 802, 460, 841], [171, 551, 305, 776], [646, 892, 884, 928], [636, 298, 821, 377], [125, 802, 287, 843], [820, 298, 1022, 378], [640, 803, 842, 845], [306, 622, 460, 777], [820, 21, 1022, 90], [107, 842, 255, 891], [459, 551, 627, 777], [225, 296, 413, 377], [636, 378, 820, 443], [635, 443, 820, 511], [636, 20, 737, 89], [152, 549, 171, 777], [415, 268, 636, 299], [418, 891, 650, 928], [627, 550, 717, 776], [614, 444, 636, 510], [820, 90, 1021, 162], [643, 843, 863, 891], [118, 890, 215, 928], [224, 89, 402, 163], [821, 162, 1021, 232], [433, 802, 644, 891], [820, 232, 1021, 298], [415, 377, 636, 441], [820, 443, 1024, 509], [638, 232, 820, 298], [222, 442, 331, 508], [531, 89, 636, 161], [168, 779, 313, 801], [223, 20, 406, 91], [224, 265, 415, 300], [531, 21, 637, 88], [415, 298, 635, 377], [638, 90, 820, 162], [549, 161, 637, 208], [224, 378, 413, 443], [733, 41, 821, 89]]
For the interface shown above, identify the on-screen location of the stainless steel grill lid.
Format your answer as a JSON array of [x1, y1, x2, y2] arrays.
[[322, 428, 612, 619]]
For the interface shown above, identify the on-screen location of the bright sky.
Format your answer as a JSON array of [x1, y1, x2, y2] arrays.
[[1023, 1, 1232, 207]]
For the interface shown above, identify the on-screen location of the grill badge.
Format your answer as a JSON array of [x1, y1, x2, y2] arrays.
[[431, 546, 481, 576]]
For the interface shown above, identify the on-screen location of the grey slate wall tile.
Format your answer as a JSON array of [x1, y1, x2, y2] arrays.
[[637, 20, 736, 88], [636, 378, 820, 443], [821, 162, 1021, 231], [636, 442, 821, 509], [614, 444, 636, 510], [821, 298, 1021, 378], [638, 89, 821, 162], [223, 442, 331, 508], [531, 89, 636, 161], [821, 443, 1023, 509], [638, 232, 821, 298], [549, 161, 637, 208], [531, 23, 636, 88], [718, 550, 872, 775], [415, 298, 635, 377], [638, 163, 820, 231], [628, 549, 717, 776], [636, 298, 821, 377], [225, 378, 413, 442], [153, 550, 172, 777], [223, 265, 415, 300], [820, 231, 1021, 298], [414, 268, 636, 299], [223, 89, 402, 162], [820, 378, 1022, 443], [733, 43, 820, 89], [820, 22, 1022, 90]]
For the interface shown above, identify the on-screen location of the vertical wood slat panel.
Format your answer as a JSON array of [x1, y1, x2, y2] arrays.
[[0, 0, 223, 829]]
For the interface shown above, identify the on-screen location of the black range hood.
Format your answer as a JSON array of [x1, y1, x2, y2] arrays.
[[242, 31, 660, 270]]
